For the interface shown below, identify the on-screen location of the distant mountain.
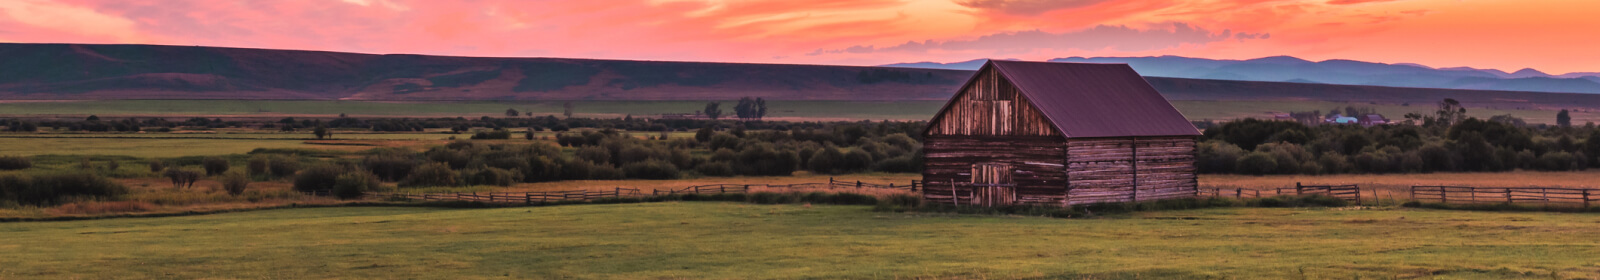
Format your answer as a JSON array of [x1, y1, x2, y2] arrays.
[[0, 43, 971, 100], [886, 55, 1600, 94], [16, 43, 1600, 113], [880, 58, 1013, 70]]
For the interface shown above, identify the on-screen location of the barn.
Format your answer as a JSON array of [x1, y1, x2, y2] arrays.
[[921, 60, 1200, 206]]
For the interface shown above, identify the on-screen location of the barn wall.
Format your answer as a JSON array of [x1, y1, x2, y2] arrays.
[[1065, 136, 1198, 204], [922, 135, 1067, 205], [926, 68, 1059, 137]]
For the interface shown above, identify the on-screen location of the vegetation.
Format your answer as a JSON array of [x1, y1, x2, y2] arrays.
[[0, 172, 127, 207], [1199, 100, 1600, 175], [2, 203, 1596, 279]]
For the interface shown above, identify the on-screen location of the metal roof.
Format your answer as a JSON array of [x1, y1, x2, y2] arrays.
[[980, 60, 1200, 138]]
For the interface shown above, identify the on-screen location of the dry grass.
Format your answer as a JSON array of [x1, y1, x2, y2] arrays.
[[1201, 171, 1600, 201], [492, 172, 920, 193]]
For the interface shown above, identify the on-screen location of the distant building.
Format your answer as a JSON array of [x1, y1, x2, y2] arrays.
[[1358, 114, 1388, 126]]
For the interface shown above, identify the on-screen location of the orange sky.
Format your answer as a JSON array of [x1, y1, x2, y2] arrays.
[[2, 0, 1598, 73]]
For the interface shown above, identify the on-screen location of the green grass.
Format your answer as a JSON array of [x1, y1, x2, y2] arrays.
[[4, 99, 1587, 124], [0, 100, 946, 120], [1, 203, 1596, 279], [0, 137, 317, 158]]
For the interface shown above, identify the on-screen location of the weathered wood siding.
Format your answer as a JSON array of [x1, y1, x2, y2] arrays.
[[922, 136, 1067, 205], [1065, 136, 1198, 204], [926, 68, 1059, 137]]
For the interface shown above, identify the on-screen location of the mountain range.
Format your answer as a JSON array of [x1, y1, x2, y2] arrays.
[[12, 43, 1600, 112], [885, 56, 1600, 94]]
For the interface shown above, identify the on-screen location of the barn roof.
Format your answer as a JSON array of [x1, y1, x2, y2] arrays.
[[938, 60, 1200, 138]]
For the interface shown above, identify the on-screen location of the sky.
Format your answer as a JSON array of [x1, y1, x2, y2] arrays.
[[1, 0, 1597, 74]]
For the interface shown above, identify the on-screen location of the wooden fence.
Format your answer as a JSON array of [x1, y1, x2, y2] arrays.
[[1200, 183, 1364, 203], [1411, 186, 1600, 207], [309, 178, 918, 204]]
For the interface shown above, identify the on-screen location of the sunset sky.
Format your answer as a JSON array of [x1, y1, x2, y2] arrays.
[[1, 0, 1597, 74]]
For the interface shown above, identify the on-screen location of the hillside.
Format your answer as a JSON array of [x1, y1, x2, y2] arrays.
[[889, 56, 1600, 94], [9, 43, 1600, 112], [0, 43, 968, 101]]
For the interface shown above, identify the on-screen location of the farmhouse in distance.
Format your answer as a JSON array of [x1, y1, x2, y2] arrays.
[[922, 60, 1201, 206]]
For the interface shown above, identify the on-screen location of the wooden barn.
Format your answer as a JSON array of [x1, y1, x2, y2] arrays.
[[921, 60, 1200, 206]]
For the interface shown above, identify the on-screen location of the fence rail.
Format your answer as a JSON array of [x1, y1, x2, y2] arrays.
[[1199, 183, 1364, 203], [1411, 186, 1599, 207], [303, 178, 918, 204]]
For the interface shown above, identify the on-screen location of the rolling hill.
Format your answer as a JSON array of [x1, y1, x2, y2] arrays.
[[8, 43, 1600, 112], [889, 56, 1600, 94]]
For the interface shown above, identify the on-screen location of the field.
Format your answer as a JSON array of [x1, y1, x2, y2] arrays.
[[2, 203, 1597, 279], [0, 100, 947, 121], [2, 99, 1593, 124]]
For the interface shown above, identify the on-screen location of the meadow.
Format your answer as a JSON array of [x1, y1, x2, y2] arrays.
[[2, 99, 1591, 123], [2, 202, 1596, 279]]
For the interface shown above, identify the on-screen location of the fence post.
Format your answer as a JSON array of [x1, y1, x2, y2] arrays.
[[615, 187, 621, 198], [857, 180, 862, 189], [525, 193, 532, 204], [1585, 189, 1591, 209], [1295, 182, 1303, 195], [1235, 188, 1242, 198], [1505, 188, 1511, 204]]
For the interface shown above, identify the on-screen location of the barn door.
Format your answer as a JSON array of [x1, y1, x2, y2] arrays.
[[970, 163, 1016, 206]]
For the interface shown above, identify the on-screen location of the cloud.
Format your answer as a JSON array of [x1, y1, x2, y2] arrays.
[[809, 22, 1265, 55], [955, 0, 1114, 15], [1326, 0, 1403, 5]]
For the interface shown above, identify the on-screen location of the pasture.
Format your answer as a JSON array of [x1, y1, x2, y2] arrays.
[[2, 203, 1597, 279], [1, 99, 1591, 124]]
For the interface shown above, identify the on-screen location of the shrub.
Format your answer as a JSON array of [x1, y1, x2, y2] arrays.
[[576, 146, 611, 165], [463, 167, 521, 186], [247, 155, 269, 176], [622, 159, 680, 179], [522, 156, 563, 182], [401, 163, 458, 188], [427, 149, 472, 169], [872, 154, 921, 173], [0, 172, 128, 206], [220, 171, 250, 196], [332, 172, 381, 199], [1235, 152, 1278, 175], [840, 148, 874, 172], [693, 161, 737, 177], [807, 147, 846, 174], [147, 161, 166, 173], [292, 164, 347, 192], [201, 157, 230, 176], [471, 129, 512, 140], [163, 168, 201, 189], [105, 159, 120, 172], [708, 133, 743, 150], [267, 156, 301, 178], [735, 144, 800, 176], [363, 154, 415, 181]]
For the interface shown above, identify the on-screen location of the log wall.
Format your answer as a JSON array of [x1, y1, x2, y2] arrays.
[[926, 68, 1059, 137], [922, 136, 1067, 205], [1065, 136, 1198, 204]]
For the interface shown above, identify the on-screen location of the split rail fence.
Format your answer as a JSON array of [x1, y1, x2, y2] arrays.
[[1410, 186, 1600, 208], [1199, 183, 1364, 203], [326, 178, 919, 205]]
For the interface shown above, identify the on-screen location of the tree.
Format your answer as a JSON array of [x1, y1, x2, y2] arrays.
[[756, 97, 767, 120], [86, 115, 100, 121], [563, 102, 574, 118], [506, 108, 520, 117], [1557, 109, 1572, 127], [734, 97, 755, 120], [704, 102, 722, 120], [313, 125, 329, 140], [1436, 98, 1466, 127]]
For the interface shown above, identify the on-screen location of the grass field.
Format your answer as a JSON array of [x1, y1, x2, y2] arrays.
[[2, 99, 1592, 124], [2, 203, 1596, 279], [0, 100, 946, 120]]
